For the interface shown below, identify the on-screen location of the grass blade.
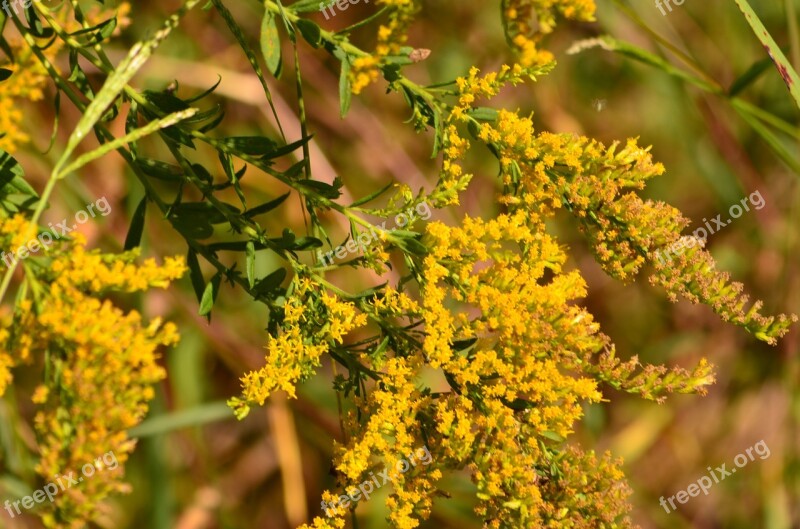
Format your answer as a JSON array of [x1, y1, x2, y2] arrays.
[[733, 0, 800, 110], [128, 401, 234, 438]]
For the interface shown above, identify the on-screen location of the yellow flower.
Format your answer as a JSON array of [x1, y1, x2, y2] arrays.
[[0, 214, 185, 528], [231, 275, 367, 417]]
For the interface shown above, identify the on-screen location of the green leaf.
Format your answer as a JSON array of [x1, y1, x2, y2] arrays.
[[466, 107, 499, 122], [211, 0, 285, 138], [729, 52, 782, 96], [199, 273, 222, 317], [135, 157, 183, 181], [503, 397, 534, 411], [569, 36, 716, 92], [56, 0, 205, 172], [352, 282, 389, 300], [337, 51, 352, 118], [170, 202, 238, 239], [0, 68, 11, 82], [143, 90, 192, 113], [252, 267, 287, 298], [221, 135, 278, 155], [393, 232, 427, 256], [244, 191, 291, 218], [295, 19, 321, 48], [187, 249, 206, 304], [24, 4, 54, 38], [261, 134, 313, 161], [246, 241, 256, 289], [290, 236, 323, 251], [540, 431, 565, 442], [128, 401, 234, 438], [261, 10, 282, 77], [185, 75, 222, 103], [735, 106, 800, 174], [99, 16, 118, 40], [734, 0, 800, 110], [173, 202, 239, 223], [350, 182, 394, 207], [0, 150, 38, 197], [124, 197, 148, 250], [298, 178, 343, 199], [60, 108, 198, 177]]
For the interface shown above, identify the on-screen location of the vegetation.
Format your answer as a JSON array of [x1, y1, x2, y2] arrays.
[[0, 1, 797, 528]]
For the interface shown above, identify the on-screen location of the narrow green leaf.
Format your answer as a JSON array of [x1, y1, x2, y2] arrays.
[[128, 401, 233, 438], [0, 150, 38, 197], [98, 16, 118, 41], [61, 108, 198, 177], [261, 10, 283, 76], [298, 178, 342, 199], [124, 197, 148, 250], [199, 273, 222, 317], [261, 134, 313, 161], [569, 36, 716, 93], [729, 52, 781, 96], [244, 192, 290, 218], [338, 55, 352, 118], [350, 182, 394, 207], [57, 0, 205, 172], [136, 157, 184, 181], [393, 233, 427, 256], [290, 236, 323, 251], [187, 249, 205, 304], [246, 241, 256, 289], [220, 135, 278, 155], [184, 75, 222, 103], [295, 19, 321, 48], [734, 0, 800, 110], [540, 431, 565, 442], [212, 0, 285, 139], [466, 107, 499, 122], [736, 107, 800, 174], [252, 267, 287, 298]]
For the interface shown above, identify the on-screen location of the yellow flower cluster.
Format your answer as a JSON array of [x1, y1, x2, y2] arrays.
[[448, 65, 795, 343], [0, 221, 185, 528], [235, 2, 792, 527], [537, 446, 633, 526], [0, 316, 14, 396], [434, 64, 536, 207], [0, 213, 38, 260], [349, 0, 420, 94], [230, 276, 368, 417], [419, 211, 609, 524], [503, 0, 596, 67], [299, 355, 440, 529], [389, 60, 787, 526]]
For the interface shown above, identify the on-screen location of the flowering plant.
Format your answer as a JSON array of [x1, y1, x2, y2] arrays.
[[0, 0, 795, 528]]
